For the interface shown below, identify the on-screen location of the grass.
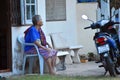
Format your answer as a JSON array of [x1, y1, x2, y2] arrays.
[[7, 74, 120, 80]]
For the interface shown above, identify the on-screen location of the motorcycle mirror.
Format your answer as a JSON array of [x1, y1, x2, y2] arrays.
[[82, 15, 88, 20], [82, 15, 94, 23]]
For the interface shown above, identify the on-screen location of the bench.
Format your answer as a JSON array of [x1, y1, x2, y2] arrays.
[[48, 33, 83, 64]]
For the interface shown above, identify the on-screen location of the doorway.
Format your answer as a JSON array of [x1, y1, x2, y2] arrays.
[[0, 0, 12, 72]]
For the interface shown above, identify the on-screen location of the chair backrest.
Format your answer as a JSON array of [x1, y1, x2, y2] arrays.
[[17, 34, 25, 45], [17, 34, 40, 55], [17, 34, 25, 54]]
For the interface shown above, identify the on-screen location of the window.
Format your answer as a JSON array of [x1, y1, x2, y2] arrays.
[[21, 0, 37, 24], [11, 0, 37, 25], [46, 0, 66, 21], [77, 0, 97, 3]]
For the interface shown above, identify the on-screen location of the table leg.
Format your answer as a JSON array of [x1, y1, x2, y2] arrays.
[[72, 49, 80, 63]]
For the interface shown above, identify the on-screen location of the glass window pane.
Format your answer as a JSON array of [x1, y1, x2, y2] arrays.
[[26, 0, 30, 3], [31, 5, 35, 17], [26, 5, 30, 19], [31, 0, 35, 3]]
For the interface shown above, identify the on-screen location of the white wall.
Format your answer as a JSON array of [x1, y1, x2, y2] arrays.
[[12, 26, 29, 74], [76, 3, 98, 54], [46, 0, 78, 46], [37, 0, 46, 32]]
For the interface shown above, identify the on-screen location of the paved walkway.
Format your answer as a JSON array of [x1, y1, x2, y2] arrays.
[[56, 61, 113, 77]]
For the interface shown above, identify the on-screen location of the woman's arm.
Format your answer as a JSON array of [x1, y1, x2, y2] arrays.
[[34, 40, 51, 52]]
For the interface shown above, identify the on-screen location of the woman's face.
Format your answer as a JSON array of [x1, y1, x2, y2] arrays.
[[37, 20, 43, 27], [37, 16, 43, 27]]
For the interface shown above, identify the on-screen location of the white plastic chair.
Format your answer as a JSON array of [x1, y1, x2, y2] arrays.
[[17, 35, 44, 75]]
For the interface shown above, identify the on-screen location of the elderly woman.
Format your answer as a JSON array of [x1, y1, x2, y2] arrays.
[[24, 15, 57, 75]]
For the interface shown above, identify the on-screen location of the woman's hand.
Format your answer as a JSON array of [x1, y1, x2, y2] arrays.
[[34, 40, 52, 53], [46, 42, 53, 49], [46, 48, 52, 53]]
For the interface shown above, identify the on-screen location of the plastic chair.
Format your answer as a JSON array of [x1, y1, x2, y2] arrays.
[[17, 34, 44, 75]]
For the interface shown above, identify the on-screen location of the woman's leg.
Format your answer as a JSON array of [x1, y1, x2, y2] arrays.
[[38, 48, 57, 75], [45, 58, 56, 75], [51, 50, 57, 71], [51, 55, 57, 70]]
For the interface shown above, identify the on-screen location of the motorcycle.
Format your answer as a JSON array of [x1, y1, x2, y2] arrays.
[[82, 14, 120, 77]]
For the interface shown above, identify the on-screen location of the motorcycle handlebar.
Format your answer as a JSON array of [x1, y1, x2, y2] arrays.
[[114, 22, 120, 24], [99, 21, 120, 28], [84, 22, 120, 30], [84, 26, 91, 29], [107, 21, 120, 26]]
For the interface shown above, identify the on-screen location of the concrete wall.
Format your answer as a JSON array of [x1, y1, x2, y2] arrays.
[[46, 0, 78, 46], [12, 26, 28, 74], [76, 2, 98, 54]]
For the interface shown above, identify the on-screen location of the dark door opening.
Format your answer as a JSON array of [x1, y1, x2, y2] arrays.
[[0, 33, 7, 70], [0, 31, 7, 70], [0, 0, 12, 72]]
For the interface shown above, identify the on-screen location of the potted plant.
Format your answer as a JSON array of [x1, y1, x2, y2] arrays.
[[87, 52, 95, 61], [79, 54, 88, 63]]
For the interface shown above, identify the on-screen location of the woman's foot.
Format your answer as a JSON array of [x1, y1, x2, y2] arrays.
[[49, 69, 56, 75]]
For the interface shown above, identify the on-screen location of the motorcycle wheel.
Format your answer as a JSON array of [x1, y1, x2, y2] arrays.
[[105, 56, 116, 77], [115, 57, 120, 74], [115, 67, 120, 74]]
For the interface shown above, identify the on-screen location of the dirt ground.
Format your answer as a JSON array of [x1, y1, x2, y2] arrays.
[[56, 61, 120, 77]]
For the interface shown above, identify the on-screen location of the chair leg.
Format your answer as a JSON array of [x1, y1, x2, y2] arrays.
[[39, 55, 44, 75], [23, 56, 26, 74], [28, 57, 34, 74]]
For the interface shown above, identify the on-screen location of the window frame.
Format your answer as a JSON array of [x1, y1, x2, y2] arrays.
[[21, 0, 38, 25]]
